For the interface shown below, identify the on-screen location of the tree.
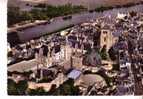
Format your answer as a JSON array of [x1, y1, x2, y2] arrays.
[[100, 45, 108, 60], [108, 46, 117, 61], [48, 84, 57, 95], [8, 7, 32, 26], [30, 9, 48, 20], [112, 64, 120, 71], [8, 7, 21, 26], [129, 11, 137, 17], [16, 80, 28, 95], [8, 71, 13, 77], [8, 5, 85, 26], [7, 79, 19, 95], [27, 87, 47, 95], [22, 11, 34, 21], [52, 79, 80, 95]]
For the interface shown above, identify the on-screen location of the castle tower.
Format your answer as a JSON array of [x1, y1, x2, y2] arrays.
[[100, 29, 114, 51]]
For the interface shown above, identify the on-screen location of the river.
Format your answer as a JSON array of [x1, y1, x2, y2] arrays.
[[7, 4, 143, 46]]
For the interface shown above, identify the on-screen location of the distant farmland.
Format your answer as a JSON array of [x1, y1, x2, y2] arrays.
[[8, 0, 143, 10]]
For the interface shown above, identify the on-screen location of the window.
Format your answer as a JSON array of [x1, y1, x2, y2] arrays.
[[104, 37, 107, 42]]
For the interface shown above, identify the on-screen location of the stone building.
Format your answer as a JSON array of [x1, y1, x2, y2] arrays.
[[100, 24, 119, 51]]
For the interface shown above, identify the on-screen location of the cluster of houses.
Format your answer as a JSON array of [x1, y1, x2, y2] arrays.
[[8, 11, 143, 95]]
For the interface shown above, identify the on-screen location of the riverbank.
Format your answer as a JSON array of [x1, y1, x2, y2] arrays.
[[8, 0, 143, 10], [8, 20, 48, 33]]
